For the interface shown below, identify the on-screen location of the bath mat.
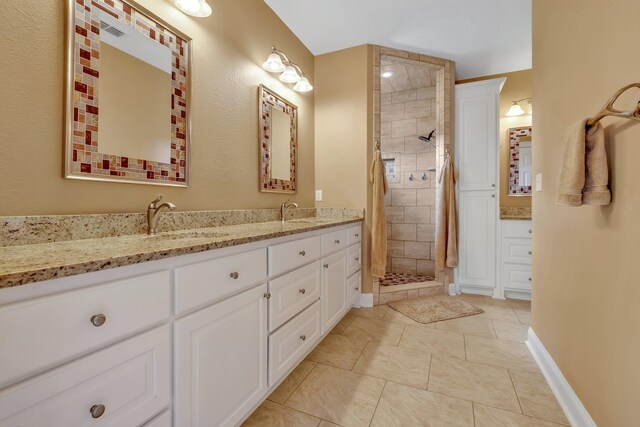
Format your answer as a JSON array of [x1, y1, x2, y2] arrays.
[[380, 272, 434, 286], [387, 295, 483, 324]]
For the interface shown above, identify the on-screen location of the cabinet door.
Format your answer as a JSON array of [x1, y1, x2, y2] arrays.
[[456, 84, 500, 192], [321, 250, 347, 333], [174, 284, 268, 427], [347, 271, 362, 306], [457, 191, 496, 289]]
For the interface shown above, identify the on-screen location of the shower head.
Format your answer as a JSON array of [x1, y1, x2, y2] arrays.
[[418, 129, 437, 148]]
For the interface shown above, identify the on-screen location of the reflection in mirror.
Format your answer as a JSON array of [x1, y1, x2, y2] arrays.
[[65, 0, 191, 186], [508, 126, 533, 195], [99, 14, 172, 163], [259, 85, 297, 193], [270, 108, 292, 181]]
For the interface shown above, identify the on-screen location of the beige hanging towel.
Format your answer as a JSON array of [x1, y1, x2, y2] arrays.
[[370, 148, 388, 278], [556, 119, 611, 206], [436, 151, 458, 269]]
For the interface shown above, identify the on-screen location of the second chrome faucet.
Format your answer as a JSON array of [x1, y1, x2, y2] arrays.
[[280, 200, 298, 224]]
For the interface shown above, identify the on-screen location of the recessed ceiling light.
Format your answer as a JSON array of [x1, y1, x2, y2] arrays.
[[382, 71, 394, 78]]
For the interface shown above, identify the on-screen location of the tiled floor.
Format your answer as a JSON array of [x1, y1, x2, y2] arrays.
[[242, 294, 569, 427]]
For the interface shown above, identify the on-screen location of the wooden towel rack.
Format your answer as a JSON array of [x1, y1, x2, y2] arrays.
[[586, 83, 640, 128]]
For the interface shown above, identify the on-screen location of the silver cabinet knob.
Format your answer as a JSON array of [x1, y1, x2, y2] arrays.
[[492, 184, 496, 187], [355, 233, 359, 237], [491, 194, 496, 198], [528, 278, 532, 282], [91, 314, 106, 327], [335, 239, 340, 244], [355, 287, 359, 291], [299, 250, 306, 256], [299, 335, 306, 341], [355, 257, 360, 262], [323, 264, 329, 268], [264, 292, 271, 299], [299, 288, 306, 294], [230, 272, 239, 280], [528, 251, 532, 255], [90, 404, 106, 419], [529, 229, 532, 234]]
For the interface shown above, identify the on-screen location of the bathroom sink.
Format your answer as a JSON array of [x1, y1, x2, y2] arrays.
[[145, 231, 230, 240]]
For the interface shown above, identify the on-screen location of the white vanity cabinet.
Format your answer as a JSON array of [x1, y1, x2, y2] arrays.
[[500, 220, 532, 299], [0, 221, 363, 427], [174, 284, 269, 427]]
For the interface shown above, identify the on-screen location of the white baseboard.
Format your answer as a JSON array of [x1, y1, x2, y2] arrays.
[[353, 293, 373, 308], [526, 328, 596, 427]]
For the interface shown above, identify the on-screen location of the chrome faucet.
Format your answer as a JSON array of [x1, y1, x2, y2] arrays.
[[147, 194, 176, 235], [280, 200, 298, 224]]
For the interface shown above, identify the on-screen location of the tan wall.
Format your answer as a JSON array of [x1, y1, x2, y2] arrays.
[[533, 0, 640, 425], [314, 45, 373, 292], [457, 70, 532, 208], [0, 0, 314, 215]]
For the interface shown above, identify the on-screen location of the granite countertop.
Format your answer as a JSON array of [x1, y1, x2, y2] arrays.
[[0, 216, 362, 289], [500, 207, 532, 220]]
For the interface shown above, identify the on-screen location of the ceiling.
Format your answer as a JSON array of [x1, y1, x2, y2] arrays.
[[263, 0, 531, 80]]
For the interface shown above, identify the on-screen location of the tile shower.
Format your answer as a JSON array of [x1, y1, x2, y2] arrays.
[[381, 55, 438, 280]]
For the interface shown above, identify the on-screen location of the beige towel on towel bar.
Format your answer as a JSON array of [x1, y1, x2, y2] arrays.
[[556, 120, 611, 206], [436, 151, 458, 269], [370, 149, 388, 278]]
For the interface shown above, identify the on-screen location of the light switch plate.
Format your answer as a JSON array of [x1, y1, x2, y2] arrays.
[[315, 190, 323, 202], [535, 173, 543, 192]]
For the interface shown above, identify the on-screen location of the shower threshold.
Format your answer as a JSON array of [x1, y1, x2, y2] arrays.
[[379, 272, 442, 294]]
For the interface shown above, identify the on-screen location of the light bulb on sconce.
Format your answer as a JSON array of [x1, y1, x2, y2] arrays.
[[506, 98, 532, 116], [262, 46, 313, 92], [175, 0, 212, 17]]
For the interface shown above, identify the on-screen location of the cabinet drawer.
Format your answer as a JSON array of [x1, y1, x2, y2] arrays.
[[347, 224, 362, 246], [268, 300, 321, 387], [268, 235, 321, 277], [321, 229, 348, 255], [502, 220, 532, 238], [348, 271, 362, 306], [175, 248, 267, 314], [503, 263, 532, 291], [0, 326, 171, 427], [269, 261, 321, 332], [502, 238, 532, 264], [347, 244, 362, 277], [0, 271, 170, 388]]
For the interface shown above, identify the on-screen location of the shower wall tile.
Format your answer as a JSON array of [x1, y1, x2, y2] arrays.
[[417, 259, 436, 276], [418, 116, 437, 135], [405, 99, 431, 119], [392, 224, 417, 241], [388, 240, 405, 257], [417, 189, 436, 206], [400, 154, 417, 171], [405, 207, 431, 224], [382, 137, 404, 153], [418, 86, 437, 100], [404, 242, 430, 259], [392, 89, 418, 104], [385, 207, 405, 223], [392, 258, 417, 275], [392, 119, 418, 138], [417, 152, 437, 170], [417, 224, 436, 242], [382, 122, 392, 138], [404, 137, 432, 153], [381, 103, 406, 123], [381, 93, 392, 106], [391, 189, 417, 206]]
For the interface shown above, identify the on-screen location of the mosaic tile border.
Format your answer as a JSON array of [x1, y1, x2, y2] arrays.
[[508, 126, 533, 195], [259, 85, 298, 193], [66, 0, 190, 186]]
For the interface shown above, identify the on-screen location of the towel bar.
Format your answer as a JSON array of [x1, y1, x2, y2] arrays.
[[586, 83, 640, 128]]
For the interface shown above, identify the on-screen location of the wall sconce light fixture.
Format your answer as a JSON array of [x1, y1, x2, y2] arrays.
[[262, 46, 313, 93], [507, 98, 533, 116], [175, 0, 212, 17]]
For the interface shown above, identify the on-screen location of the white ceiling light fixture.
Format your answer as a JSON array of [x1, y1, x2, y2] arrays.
[[506, 98, 532, 116], [262, 46, 313, 92], [381, 71, 394, 78], [175, 0, 212, 17]]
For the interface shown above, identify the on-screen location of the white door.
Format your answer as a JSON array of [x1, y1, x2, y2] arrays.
[[321, 250, 347, 333], [455, 81, 502, 191], [174, 284, 268, 427], [457, 191, 497, 290]]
